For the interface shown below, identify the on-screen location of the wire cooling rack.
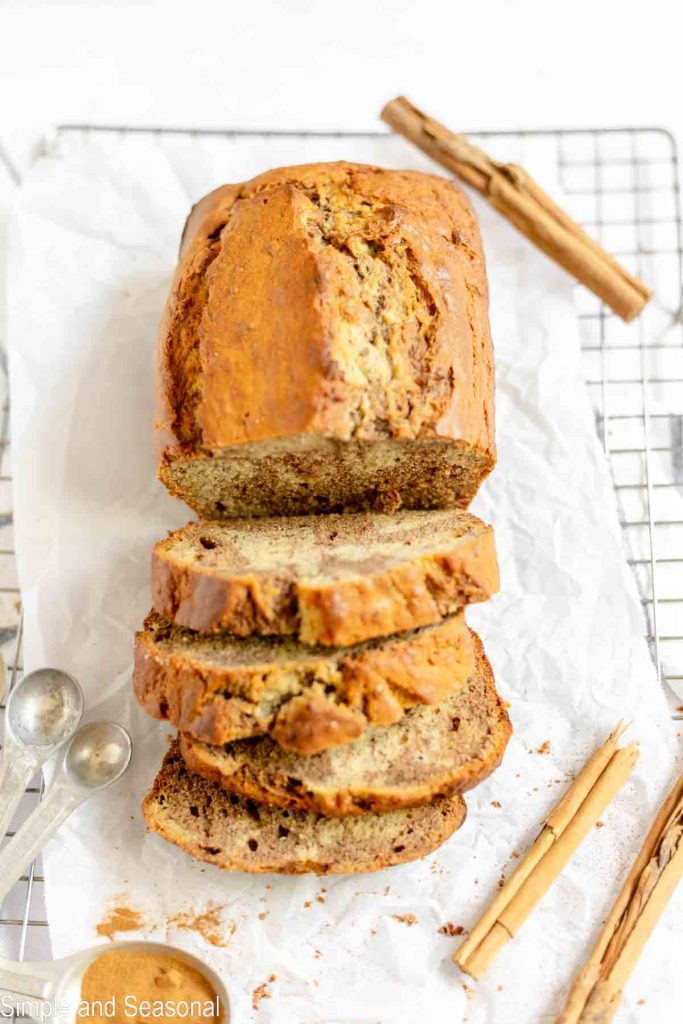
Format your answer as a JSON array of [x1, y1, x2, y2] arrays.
[[0, 125, 681, 969]]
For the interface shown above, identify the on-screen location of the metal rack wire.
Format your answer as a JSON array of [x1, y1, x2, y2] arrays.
[[0, 124, 681, 967]]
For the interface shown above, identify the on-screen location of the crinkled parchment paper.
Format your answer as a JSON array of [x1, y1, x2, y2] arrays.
[[6, 132, 682, 1023]]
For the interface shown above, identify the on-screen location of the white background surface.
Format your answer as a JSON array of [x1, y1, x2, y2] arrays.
[[6, 129, 682, 1024], [0, 0, 682, 175], [1, 6, 682, 1023]]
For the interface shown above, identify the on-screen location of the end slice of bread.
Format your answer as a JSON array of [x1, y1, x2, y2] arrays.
[[180, 632, 510, 816], [157, 163, 495, 520], [143, 740, 467, 875], [152, 509, 498, 646]]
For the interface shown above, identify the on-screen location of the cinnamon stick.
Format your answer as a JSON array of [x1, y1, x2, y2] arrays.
[[454, 724, 639, 979], [381, 97, 651, 322], [556, 773, 683, 1024]]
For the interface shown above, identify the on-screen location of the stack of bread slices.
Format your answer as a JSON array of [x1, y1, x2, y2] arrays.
[[136, 161, 511, 875]]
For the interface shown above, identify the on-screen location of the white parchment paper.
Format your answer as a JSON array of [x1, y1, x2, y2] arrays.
[[6, 132, 682, 1023]]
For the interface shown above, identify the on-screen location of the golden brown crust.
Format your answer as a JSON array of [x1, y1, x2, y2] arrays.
[[151, 514, 499, 645], [298, 537, 498, 645], [268, 692, 366, 753], [180, 633, 511, 816], [142, 741, 467, 874], [133, 612, 473, 753], [155, 161, 495, 510], [151, 548, 298, 638]]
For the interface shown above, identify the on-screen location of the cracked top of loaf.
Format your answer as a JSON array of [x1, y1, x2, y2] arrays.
[[155, 160, 494, 460]]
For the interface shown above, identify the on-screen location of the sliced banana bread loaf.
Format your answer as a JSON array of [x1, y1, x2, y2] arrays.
[[134, 611, 473, 754], [156, 161, 495, 519], [143, 740, 467, 874], [180, 632, 510, 815], [152, 509, 498, 645]]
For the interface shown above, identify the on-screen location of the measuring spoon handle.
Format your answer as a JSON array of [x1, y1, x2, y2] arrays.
[[0, 774, 85, 907], [0, 738, 41, 842], [0, 954, 58, 1011]]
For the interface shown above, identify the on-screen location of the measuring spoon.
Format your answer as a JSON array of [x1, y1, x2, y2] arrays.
[[0, 940, 229, 1023], [0, 720, 131, 906], [0, 669, 84, 840]]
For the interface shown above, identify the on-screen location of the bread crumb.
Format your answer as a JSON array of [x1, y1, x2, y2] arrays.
[[462, 983, 476, 1001], [595, 820, 605, 828], [497, 984, 504, 991], [252, 982, 272, 1010], [370, 928, 378, 936], [676, 707, 683, 713], [258, 911, 268, 921], [392, 913, 417, 926], [314, 949, 323, 958], [490, 800, 502, 808], [303, 901, 313, 908], [439, 922, 465, 937], [511, 850, 519, 859], [537, 740, 551, 755], [316, 888, 327, 904]]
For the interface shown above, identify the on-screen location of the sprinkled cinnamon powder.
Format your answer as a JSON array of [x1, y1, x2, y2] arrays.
[[252, 977, 276, 1010], [168, 902, 234, 948], [96, 905, 145, 940], [537, 740, 551, 755], [96, 898, 237, 949]]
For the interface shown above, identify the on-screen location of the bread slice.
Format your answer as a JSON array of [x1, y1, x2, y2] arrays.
[[152, 509, 498, 646], [156, 162, 495, 520], [180, 632, 509, 816], [143, 740, 467, 874], [134, 611, 473, 754]]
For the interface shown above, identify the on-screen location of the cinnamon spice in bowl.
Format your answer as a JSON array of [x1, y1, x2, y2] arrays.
[[79, 948, 223, 1024]]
